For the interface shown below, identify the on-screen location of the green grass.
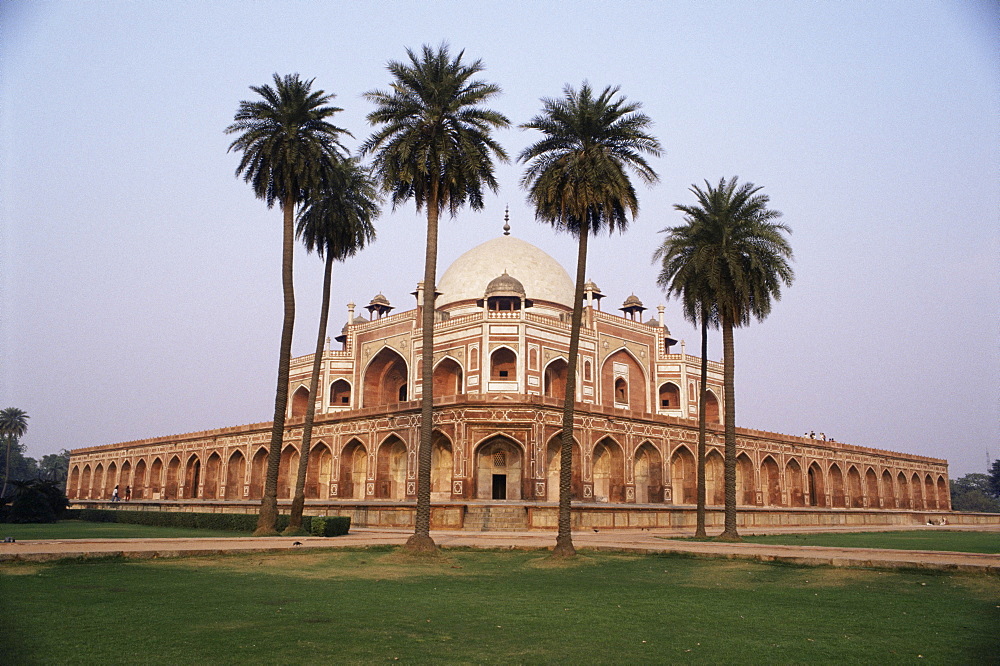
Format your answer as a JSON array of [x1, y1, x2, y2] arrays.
[[0, 520, 244, 540], [2, 548, 997, 664], [733, 530, 1000, 554]]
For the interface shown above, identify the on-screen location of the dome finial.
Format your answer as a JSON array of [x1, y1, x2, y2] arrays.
[[503, 206, 511, 235]]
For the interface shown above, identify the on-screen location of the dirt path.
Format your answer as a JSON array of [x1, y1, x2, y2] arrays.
[[2, 526, 998, 571]]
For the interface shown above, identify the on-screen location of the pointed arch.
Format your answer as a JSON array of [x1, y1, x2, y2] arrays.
[[808, 462, 825, 507], [546, 432, 582, 501], [329, 379, 352, 408], [847, 465, 863, 507], [896, 471, 910, 509], [592, 437, 625, 502], [705, 449, 725, 505], [203, 453, 222, 499], [658, 382, 680, 409], [376, 435, 407, 499], [601, 348, 647, 412], [363, 347, 409, 407], [785, 458, 804, 507], [183, 454, 201, 499], [119, 460, 132, 493], [93, 463, 105, 500], [474, 434, 523, 499], [305, 441, 333, 499], [80, 465, 92, 500], [68, 465, 81, 499], [910, 472, 924, 509], [290, 385, 310, 418], [704, 390, 721, 424], [489, 346, 517, 380], [339, 439, 368, 499], [924, 474, 937, 509], [760, 456, 781, 506], [670, 445, 696, 504], [543, 357, 568, 401], [164, 456, 181, 499], [133, 459, 148, 500], [736, 452, 755, 505], [433, 357, 464, 398], [936, 476, 948, 510], [225, 450, 246, 500], [104, 461, 118, 499], [829, 463, 845, 508], [865, 467, 879, 507], [277, 444, 299, 499], [431, 431, 454, 501], [633, 442, 663, 503], [249, 447, 268, 500]]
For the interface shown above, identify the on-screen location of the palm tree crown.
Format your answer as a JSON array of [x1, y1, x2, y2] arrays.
[[674, 177, 794, 326], [226, 73, 349, 208], [519, 82, 661, 235], [0, 408, 29, 441], [361, 44, 510, 214], [296, 158, 380, 260]]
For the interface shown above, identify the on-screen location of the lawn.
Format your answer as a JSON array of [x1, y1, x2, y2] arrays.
[[0, 520, 244, 540], [2, 548, 997, 664], [734, 530, 1000, 554]]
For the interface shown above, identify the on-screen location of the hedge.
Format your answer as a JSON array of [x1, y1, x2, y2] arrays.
[[74, 509, 350, 536]]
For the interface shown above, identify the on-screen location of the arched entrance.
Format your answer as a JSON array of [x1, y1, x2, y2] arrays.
[[865, 468, 879, 507], [936, 476, 948, 509], [225, 451, 245, 500], [475, 436, 522, 500], [249, 448, 268, 500], [104, 462, 118, 499], [808, 462, 825, 507], [601, 349, 647, 412], [290, 386, 310, 417], [829, 464, 845, 508], [489, 347, 517, 381], [376, 436, 407, 499], [704, 390, 721, 423], [786, 459, 804, 507], [277, 445, 299, 499], [164, 456, 181, 499], [306, 443, 333, 499], [592, 438, 625, 502], [149, 458, 163, 498], [202, 454, 221, 499], [339, 440, 368, 499], [543, 359, 568, 400], [363, 348, 408, 407], [330, 379, 351, 408], [761, 456, 781, 506], [119, 461, 132, 496], [924, 474, 936, 509], [183, 455, 201, 499], [881, 470, 895, 508], [658, 382, 680, 409], [433, 358, 463, 398], [93, 464, 105, 500], [546, 435, 582, 501], [736, 453, 755, 505], [848, 466, 864, 507], [670, 446, 696, 504], [133, 460, 147, 500], [910, 472, 923, 509], [896, 472, 910, 509], [68, 466, 81, 499], [431, 433, 454, 501], [705, 449, 725, 505], [80, 465, 92, 500], [633, 442, 663, 503]]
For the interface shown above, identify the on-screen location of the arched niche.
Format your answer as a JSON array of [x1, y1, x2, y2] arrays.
[[658, 382, 680, 409], [433, 358, 464, 398], [546, 434, 582, 501], [670, 446, 696, 504], [475, 436, 522, 500], [592, 438, 625, 502], [601, 349, 646, 413], [543, 358, 568, 401], [633, 442, 663, 504], [490, 347, 517, 381], [339, 440, 368, 499], [330, 379, 351, 408], [376, 436, 407, 500], [363, 348, 408, 408]]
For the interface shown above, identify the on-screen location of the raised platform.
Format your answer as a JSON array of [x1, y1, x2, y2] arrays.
[[69, 500, 1000, 532]]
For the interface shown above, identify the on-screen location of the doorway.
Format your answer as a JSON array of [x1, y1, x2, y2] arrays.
[[492, 474, 507, 499]]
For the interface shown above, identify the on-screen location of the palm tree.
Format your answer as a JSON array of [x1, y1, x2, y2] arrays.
[[673, 177, 794, 540], [362, 44, 509, 552], [0, 407, 29, 498], [654, 218, 719, 537], [226, 73, 349, 535], [519, 83, 661, 556], [285, 159, 380, 533]]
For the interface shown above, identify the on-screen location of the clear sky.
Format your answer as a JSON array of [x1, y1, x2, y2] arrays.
[[2, 1, 997, 477]]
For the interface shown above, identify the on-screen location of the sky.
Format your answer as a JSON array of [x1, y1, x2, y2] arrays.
[[1, 1, 997, 478]]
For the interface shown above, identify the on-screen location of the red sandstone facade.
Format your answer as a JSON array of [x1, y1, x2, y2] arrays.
[[67, 233, 950, 512]]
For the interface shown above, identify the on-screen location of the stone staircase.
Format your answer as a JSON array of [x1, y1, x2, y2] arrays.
[[463, 505, 528, 531]]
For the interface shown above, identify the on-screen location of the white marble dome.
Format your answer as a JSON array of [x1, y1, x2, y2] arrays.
[[437, 235, 575, 310]]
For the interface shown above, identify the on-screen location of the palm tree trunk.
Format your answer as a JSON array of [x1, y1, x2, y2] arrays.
[[553, 217, 590, 557], [256, 198, 296, 535], [718, 316, 740, 540], [1, 436, 11, 499], [695, 307, 708, 537], [287, 252, 334, 533], [407, 183, 439, 552]]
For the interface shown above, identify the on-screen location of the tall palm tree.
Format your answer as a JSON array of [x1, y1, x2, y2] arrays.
[[673, 177, 794, 540], [285, 159, 380, 533], [226, 73, 349, 535], [362, 44, 510, 552], [654, 219, 720, 537], [519, 83, 661, 556], [0, 407, 29, 498]]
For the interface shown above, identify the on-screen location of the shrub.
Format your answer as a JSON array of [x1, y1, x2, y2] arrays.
[[68, 510, 340, 534], [2, 480, 70, 523], [309, 516, 351, 537]]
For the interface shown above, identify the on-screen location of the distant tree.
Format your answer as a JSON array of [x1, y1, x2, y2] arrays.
[[520, 83, 661, 556], [988, 459, 1000, 499], [39, 450, 71, 491], [285, 159, 379, 534], [672, 178, 794, 541], [363, 44, 509, 552], [226, 73, 349, 535], [3, 479, 69, 523], [950, 474, 1000, 513], [0, 407, 29, 498]]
